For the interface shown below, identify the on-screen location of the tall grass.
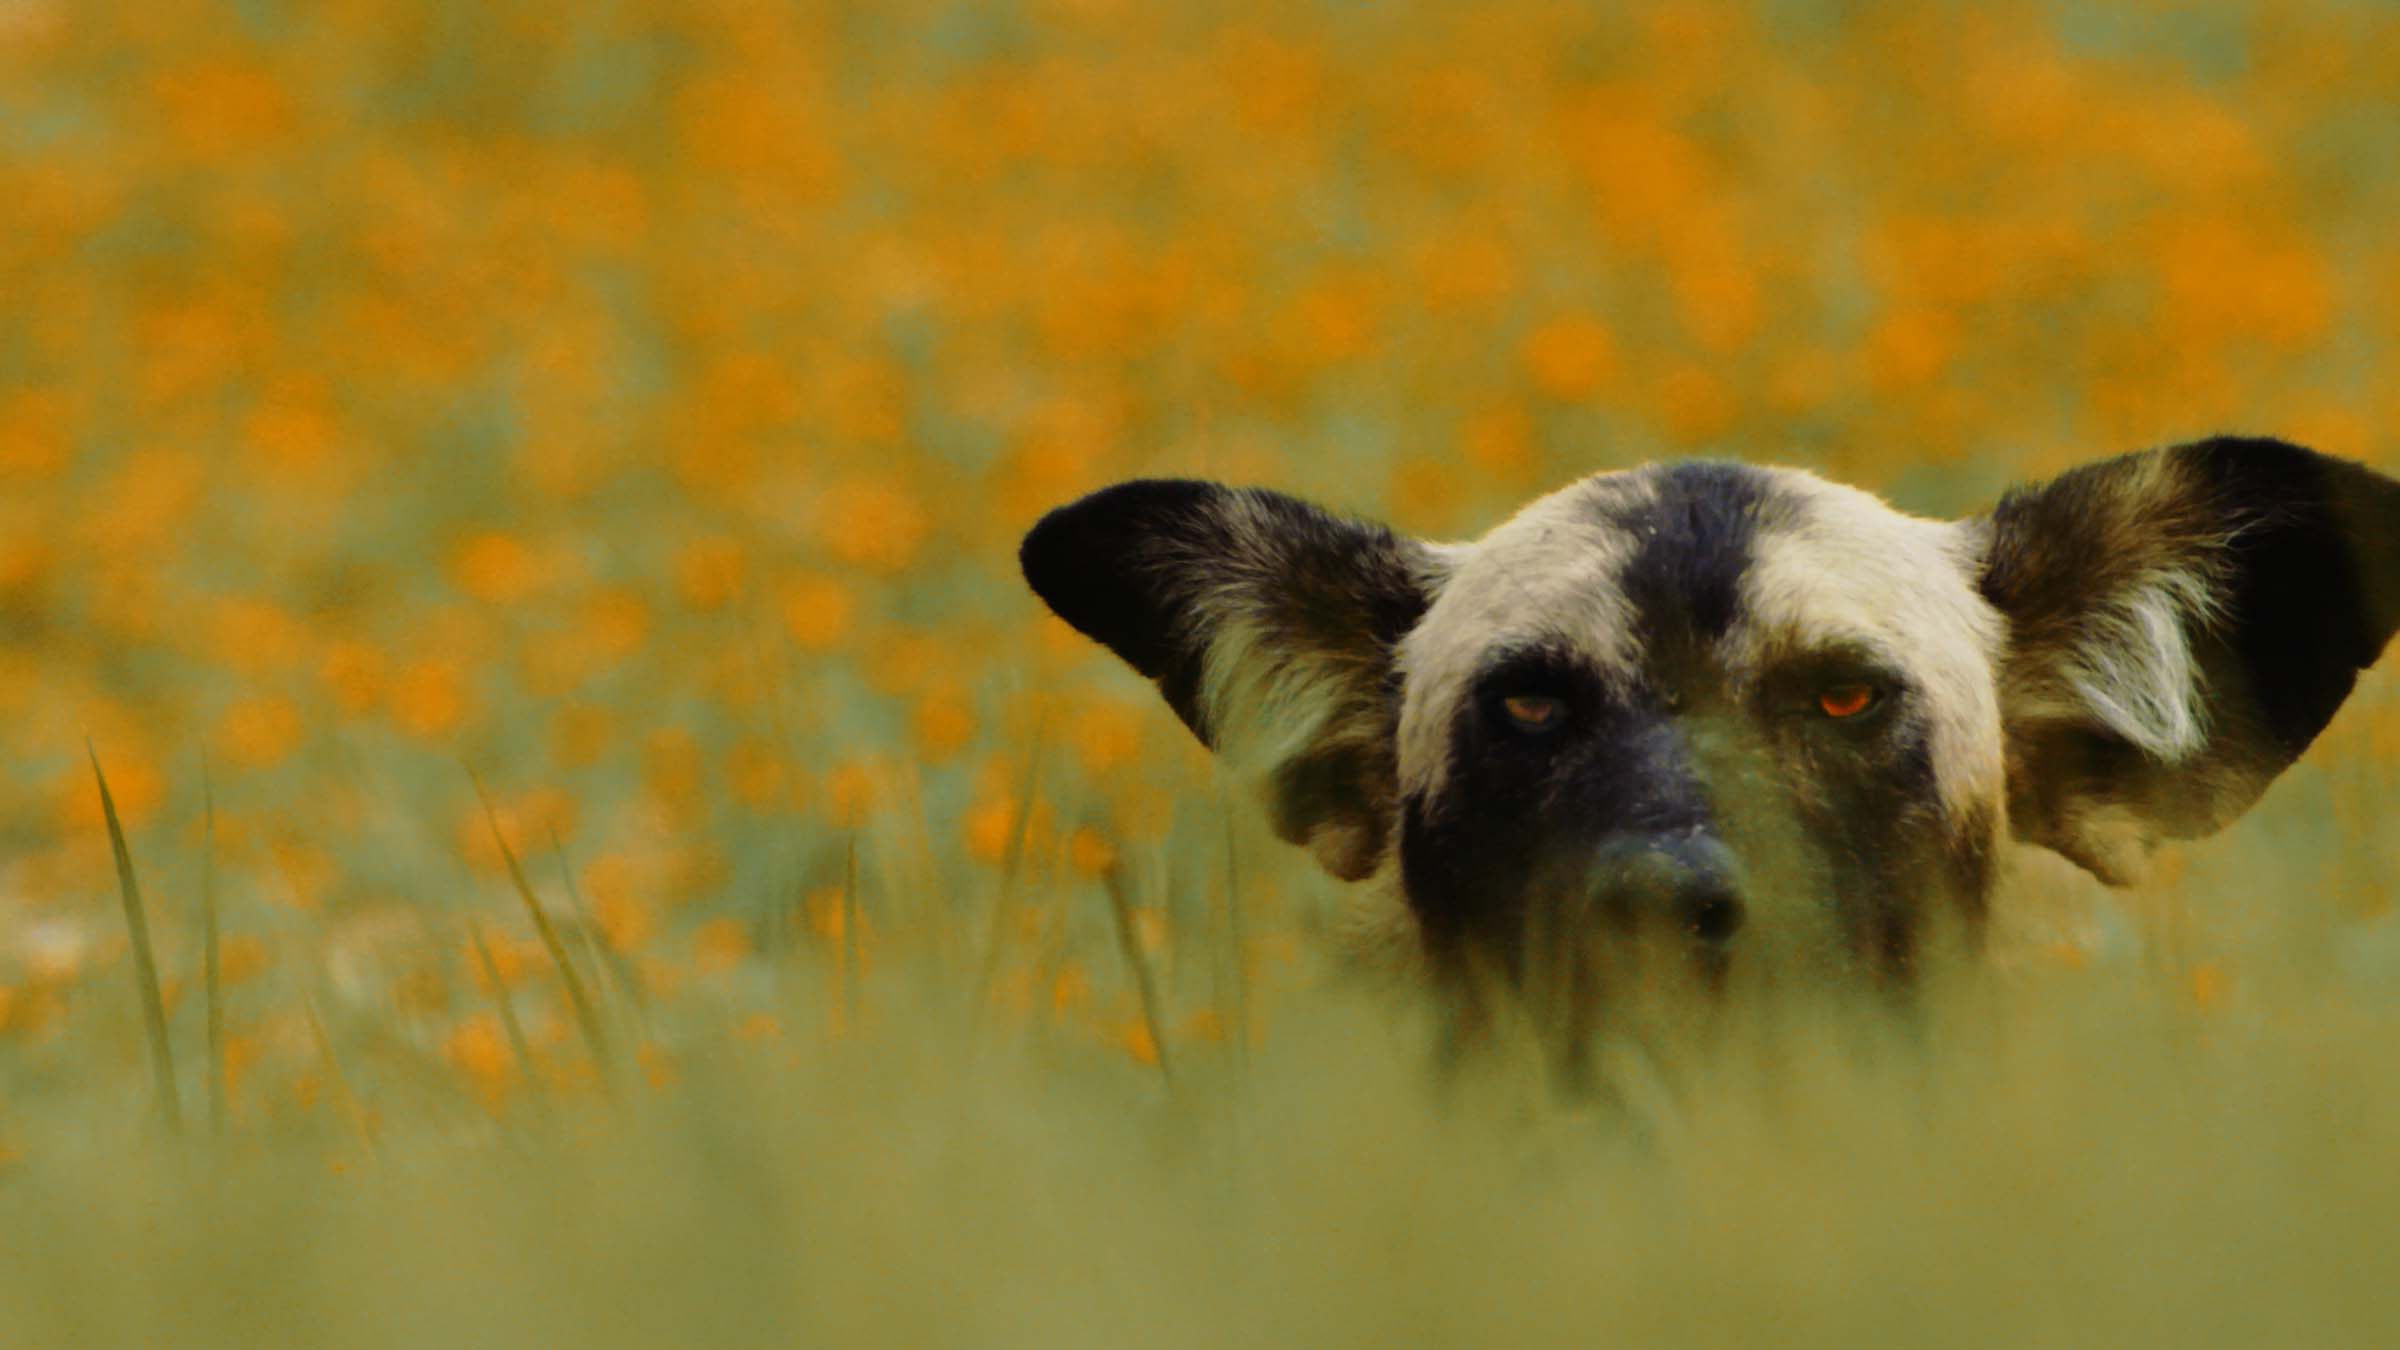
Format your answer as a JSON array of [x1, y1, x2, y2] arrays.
[[89, 743, 180, 1135], [2, 922, 2397, 1346], [5, 733, 2400, 1345]]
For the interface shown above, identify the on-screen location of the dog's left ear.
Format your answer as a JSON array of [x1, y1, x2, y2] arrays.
[[1021, 480, 1449, 880], [1978, 436, 2400, 883]]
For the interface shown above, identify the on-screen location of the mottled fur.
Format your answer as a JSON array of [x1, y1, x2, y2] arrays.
[[1023, 438, 2400, 991]]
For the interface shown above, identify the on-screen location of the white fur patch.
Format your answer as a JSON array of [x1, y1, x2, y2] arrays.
[[1179, 493, 1455, 875], [1395, 474, 1657, 804], [1195, 609, 1361, 778], [1738, 471, 2009, 824], [2050, 566, 2222, 762]]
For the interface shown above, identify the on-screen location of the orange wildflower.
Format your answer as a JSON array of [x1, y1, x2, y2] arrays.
[[444, 1014, 518, 1098], [243, 376, 341, 472], [1390, 456, 1468, 534], [1067, 827, 1117, 878], [1068, 701, 1142, 776], [0, 388, 73, 479], [222, 1032, 267, 1097], [781, 573, 855, 650], [693, 918, 751, 974], [643, 728, 704, 808], [551, 704, 615, 769], [1864, 306, 1961, 391], [728, 738, 796, 810], [1112, 1019, 1160, 1067], [964, 795, 1027, 864], [1181, 1008, 1228, 1044], [320, 641, 387, 715], [912, 693, 976, 761], [449, 531, 546, 605], [1049, 964, 1091, 1016], [1522, 314, 1617, 401], [459, 787, 577, 876], [823, 759, 880, 826], [577, 589, 652, 667], [816, 478, 929, 574], [60, 748, 163, 831], [267, 838, 333, 911], [215, 695, 302, 768], [803, 887, 849, 943], [581, 852, 659, 952], [209, 597, 307, 677], [637, 1040, 677, 1091], [675, 535, 748, 610], [1656, 363, 1738, 447], [387, 659, 469, 738], [2040, 941, 2092, 973], [151, 57, 295, 163], [467, 935, 536, 991], [1461, 403, 1537, 481]]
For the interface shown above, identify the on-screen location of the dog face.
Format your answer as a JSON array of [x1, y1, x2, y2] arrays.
[[1390, 461, 2004, 985], [1022, 439, 2400, 995]]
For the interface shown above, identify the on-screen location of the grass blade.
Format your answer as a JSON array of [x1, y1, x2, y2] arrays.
[[467, 769, 611, 1073], [202, 757, 224, 1135], [549, 825, 647, 1019], [301, 993, 378, 1160], [841, 830, 862, 1028], [973, 707, 1047, 1008], [1221, 795, 1249, 1073], [1102, 862, 1173, 1088], [464, 917, 544, 1105], [89, 740, 181, 1132]]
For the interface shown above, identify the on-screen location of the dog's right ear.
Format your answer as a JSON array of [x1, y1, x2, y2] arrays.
[[1020, 480, 1451, 880], [1978, 437, 2400, 883]]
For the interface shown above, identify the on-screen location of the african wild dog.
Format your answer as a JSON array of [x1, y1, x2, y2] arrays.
[[1020, 438, 2400, 1035]]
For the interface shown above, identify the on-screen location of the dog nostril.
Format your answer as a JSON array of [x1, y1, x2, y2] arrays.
[[1684, 890, 1745, 944], [1584, 835, 1746, 945]]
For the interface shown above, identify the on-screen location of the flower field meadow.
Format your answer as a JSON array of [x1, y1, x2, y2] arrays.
[[5, 0, 2400, 1343]]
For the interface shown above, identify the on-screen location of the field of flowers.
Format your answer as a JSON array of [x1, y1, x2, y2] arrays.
[[5, 0, 2400, 1342]]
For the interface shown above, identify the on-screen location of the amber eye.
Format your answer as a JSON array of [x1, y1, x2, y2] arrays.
[[1501, 694, 1565, 731], [1817, 683, 1877, 719]]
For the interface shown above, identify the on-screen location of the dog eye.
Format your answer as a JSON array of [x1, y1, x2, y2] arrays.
[[1816, 683, 1878, 719], [1501, 694, 1566, 731]]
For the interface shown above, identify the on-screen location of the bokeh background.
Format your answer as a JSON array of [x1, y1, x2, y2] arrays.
[[7, 1, 2400, 1341]]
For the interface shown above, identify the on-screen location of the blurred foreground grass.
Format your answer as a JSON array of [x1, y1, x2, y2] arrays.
[[9, 0, 2400, 1342], [9, 879, 2400, 1347], [10, 729, 2400, 1345]]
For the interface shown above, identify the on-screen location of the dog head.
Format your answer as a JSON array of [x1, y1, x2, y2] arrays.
[[1022, 439, 2400, 993]]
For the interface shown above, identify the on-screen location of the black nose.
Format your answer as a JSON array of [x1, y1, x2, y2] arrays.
[[1585, 833, 1747, 944]]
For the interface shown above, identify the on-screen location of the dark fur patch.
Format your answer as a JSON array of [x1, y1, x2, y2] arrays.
[[1020, 479, 1439, 879], [1021, 480, 1221, 738], [1020, 479, 1434, 746], [1981, 436, 2400, 870], [2192, 438, 2400, 754], [1400, 652, 1719, 972], [1822, 725, 1944, 980], [1607, 462, 1777, 654]]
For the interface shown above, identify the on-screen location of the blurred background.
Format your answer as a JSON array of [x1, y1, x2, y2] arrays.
[[11, 3, 2400, 1342], [5, 0, 2400, 1143]]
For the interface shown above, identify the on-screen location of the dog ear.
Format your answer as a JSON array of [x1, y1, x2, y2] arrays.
[[1977, 437, 2400, 883], [1021, 480, 1449, 880]]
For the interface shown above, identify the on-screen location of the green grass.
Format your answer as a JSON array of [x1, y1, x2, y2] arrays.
[[89, 742, 181, 1135], [3, 949, 2397, 1347], [7, 736, 2400, 1346]]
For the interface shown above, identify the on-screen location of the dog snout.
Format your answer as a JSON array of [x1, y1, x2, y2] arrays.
[[1585, 833, 1746, 944]]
